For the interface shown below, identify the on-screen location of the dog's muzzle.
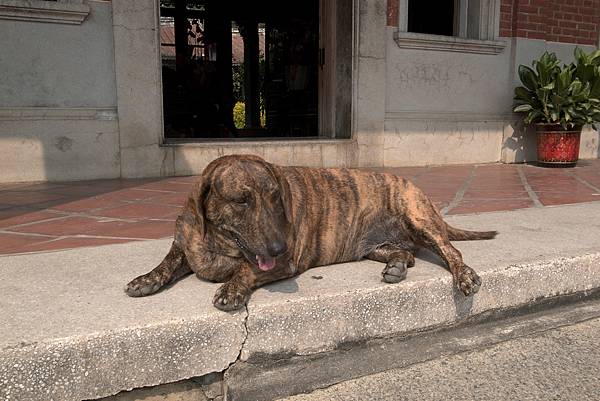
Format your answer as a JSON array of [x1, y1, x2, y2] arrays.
[[233, 235, 280, 272]]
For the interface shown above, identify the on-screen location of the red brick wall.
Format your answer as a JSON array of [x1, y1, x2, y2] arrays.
[[500, 0, 515, 37], [501, 0, 600, 45], [387, 0, 399, 27]]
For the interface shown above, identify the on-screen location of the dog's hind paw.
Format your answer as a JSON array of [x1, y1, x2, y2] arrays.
[[382, 261, 408, 284], [124, 274, 162, 297], [456, 266, 482, 296], [213, 282, 250, 311]]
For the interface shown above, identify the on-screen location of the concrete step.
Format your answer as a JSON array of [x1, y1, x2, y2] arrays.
[[2, 202, 600, 400], [277, 297, 600, 401]]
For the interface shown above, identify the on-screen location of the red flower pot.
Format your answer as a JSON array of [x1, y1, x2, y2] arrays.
[[535, 124, 581, 167]]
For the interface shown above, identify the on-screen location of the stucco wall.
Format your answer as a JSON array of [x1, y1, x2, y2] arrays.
[[0, 0, 597, 183], [111, 0, 362, 178], [0, 1, 117, 108], [503, 38, 599, 163], [0, 1, 120, 182], [383, 30, 599, 166]]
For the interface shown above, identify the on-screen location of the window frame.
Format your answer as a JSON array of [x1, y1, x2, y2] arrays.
[[395, 0, 506, 55]]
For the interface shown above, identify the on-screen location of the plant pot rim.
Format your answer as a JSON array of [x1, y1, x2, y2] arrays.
[[534, 123, 583, 132]]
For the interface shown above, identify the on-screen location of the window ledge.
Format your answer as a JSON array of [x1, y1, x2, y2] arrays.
[[162, 137, 356, 147], [0, 0, 90, 25], [394, 31, 506, 55]]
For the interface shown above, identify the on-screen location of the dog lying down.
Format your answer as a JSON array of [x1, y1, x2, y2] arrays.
[[125, 155, 496, 311]]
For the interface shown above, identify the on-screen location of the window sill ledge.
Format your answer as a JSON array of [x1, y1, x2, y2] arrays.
[[394, 32, 506, 55], [162, 137, 356, 147], [0, 0, 90, 25]]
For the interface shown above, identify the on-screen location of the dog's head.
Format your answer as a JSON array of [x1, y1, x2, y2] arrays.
[[192, 155, 292, 271]]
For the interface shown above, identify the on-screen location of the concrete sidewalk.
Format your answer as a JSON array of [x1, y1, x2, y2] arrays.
[[279, 299, 600, 401], [2, 202, 600, 400], [2, 160, 600, 256]]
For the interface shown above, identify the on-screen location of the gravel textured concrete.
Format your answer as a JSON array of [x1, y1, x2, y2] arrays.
[[279, 314, 600, 401], [225, 296, 600, 401], [241, 202, 600, 361], [2, 202, 600, 400], [0, 240, 246, 401]]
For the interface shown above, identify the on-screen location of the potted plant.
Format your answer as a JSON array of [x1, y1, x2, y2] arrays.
[[513, 49, 600, 166]]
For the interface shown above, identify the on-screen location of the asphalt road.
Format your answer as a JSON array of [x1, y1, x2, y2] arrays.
[[280, 312, 600, 401]]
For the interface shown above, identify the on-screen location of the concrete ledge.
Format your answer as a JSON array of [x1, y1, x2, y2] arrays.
[[394, 31, 506, 55], [2, 202, 600, 400], [0, 243, 247, 401], [0, 0, 90, 25]]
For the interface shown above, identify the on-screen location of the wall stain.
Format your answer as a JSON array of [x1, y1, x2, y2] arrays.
[[54, 136, 74, 152]]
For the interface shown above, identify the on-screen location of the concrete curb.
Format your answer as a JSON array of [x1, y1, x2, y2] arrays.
[[240, 253, 600, 361], [2, 202, 600, 400], [0, 240, 246, 401]]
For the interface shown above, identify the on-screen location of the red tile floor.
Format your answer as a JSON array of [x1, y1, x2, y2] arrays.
[[1, 160, 599, 256]]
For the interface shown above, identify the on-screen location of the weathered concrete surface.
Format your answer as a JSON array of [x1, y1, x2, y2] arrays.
[[0, 240, 246, 401], [233, 292, 600, 401], [0, 1, 117, 108], [99, 380, 210, 401], [101, 373, 223, 401], [240, 201, 600, 362], [0, 108, 120, 182], [2, 202, 600, 400], [280, 302, 600, 401]]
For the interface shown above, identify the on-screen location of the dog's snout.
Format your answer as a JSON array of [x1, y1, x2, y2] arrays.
[[267, 240, 287, 257]]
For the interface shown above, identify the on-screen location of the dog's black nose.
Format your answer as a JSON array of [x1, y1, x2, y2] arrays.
[[267, 240, 287, 257]]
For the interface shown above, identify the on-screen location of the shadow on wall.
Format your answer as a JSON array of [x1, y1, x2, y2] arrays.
[[503, 122, 537, 163], [504, 122, 600, 163], [0, 109, 124, 184]]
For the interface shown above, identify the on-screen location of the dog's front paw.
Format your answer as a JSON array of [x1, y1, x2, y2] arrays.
[[124, 273, 162, 297], [213, 282, 250, 311], [382, 261, 408, 284], [455, 266, 481, 296]]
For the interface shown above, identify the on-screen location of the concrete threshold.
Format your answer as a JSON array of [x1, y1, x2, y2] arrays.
[[2, 202, 600, 400]]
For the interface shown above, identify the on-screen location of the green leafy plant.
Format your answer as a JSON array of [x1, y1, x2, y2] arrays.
[[513, 48, 600, 129]]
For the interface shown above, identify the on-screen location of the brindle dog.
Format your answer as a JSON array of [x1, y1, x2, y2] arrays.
[[125, 155, 496, 311]]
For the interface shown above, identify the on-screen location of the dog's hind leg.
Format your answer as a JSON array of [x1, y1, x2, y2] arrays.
[[124, 242, 192, 297], [399, 187, 482, 296], [366, 244, 415, 283]]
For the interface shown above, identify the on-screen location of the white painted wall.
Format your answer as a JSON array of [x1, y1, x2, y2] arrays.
[[383, 31, 599, 166], [0, 1, 117, 108], [0, 1, 120, 182], [0, 0, 597, 183]]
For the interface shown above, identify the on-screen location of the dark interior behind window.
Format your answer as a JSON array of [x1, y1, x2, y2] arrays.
[[159, 0, 319, 140], [408, 0, 455, 37]]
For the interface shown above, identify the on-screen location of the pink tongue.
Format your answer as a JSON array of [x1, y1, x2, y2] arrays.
[[256, 255, 276, 271]]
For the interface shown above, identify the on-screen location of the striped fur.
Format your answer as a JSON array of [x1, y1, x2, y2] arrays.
[[125, 155, 497, 311]]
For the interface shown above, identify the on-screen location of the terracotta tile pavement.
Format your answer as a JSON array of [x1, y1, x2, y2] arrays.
[[1, 160, 599, 256]]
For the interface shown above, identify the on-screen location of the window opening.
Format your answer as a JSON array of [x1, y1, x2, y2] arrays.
[[407, 0, 456, 36], [159, 0, 320, 140]]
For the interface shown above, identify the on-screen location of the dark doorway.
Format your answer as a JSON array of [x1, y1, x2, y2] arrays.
[[159, 0, 320, 140]]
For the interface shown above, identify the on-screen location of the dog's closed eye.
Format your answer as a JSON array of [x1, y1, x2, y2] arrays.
[[223, 189, 250, 203], [231, 198, 249, 207]]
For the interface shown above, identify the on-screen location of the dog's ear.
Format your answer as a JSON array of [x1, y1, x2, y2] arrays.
[[272, 166, 293, 223], [186, 177, 211, 237], [187, 159, 225, 236]]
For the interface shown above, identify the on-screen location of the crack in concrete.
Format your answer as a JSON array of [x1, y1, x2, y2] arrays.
[[237, 304, 250, 363], [219, 304, 250, 399]]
